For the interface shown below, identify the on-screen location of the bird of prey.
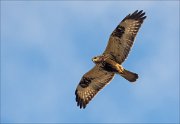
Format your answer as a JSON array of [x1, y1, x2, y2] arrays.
[[75, 10, 146, 109]]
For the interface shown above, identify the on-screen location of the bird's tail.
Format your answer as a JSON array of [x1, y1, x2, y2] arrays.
[[120, 69, 138, 82]]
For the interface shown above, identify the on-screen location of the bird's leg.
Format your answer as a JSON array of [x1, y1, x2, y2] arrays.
[[105, 58, 124, 74], [115, 64, 124, 74]]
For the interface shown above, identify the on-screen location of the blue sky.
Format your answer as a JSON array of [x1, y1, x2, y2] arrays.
[[1, 1, 179, 123]]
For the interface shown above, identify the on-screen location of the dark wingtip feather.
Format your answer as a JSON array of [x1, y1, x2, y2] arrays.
[[75, 90, 86, 109], [123, 10, 146, 22]]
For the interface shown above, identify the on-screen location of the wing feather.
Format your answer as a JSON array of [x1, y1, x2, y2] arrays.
[[75, 64, 115, 109], [104, 10, 146, 64]]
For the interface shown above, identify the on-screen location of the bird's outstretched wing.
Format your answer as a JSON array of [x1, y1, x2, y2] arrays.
[[104, 10, 146, 64], [75, 64, 115, 109]]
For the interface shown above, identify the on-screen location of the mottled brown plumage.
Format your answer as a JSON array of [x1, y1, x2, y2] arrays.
[[75, 10, 146, 109]]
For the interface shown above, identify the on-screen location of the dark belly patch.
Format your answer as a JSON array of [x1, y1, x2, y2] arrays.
[[79, 77, 94, 88], [102, 62, 117, 72]]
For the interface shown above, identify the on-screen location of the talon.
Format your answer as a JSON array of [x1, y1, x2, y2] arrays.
[[116, 64, 124, 74]]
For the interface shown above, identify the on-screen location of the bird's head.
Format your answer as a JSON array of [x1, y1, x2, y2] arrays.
[[92, 55, 109, 64]]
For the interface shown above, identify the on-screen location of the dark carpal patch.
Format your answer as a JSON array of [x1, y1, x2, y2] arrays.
[[112, 25, 125, 38], [79, 77, 94, 88]]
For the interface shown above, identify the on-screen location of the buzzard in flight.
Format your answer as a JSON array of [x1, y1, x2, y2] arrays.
[[75, 10, 146, 109]]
